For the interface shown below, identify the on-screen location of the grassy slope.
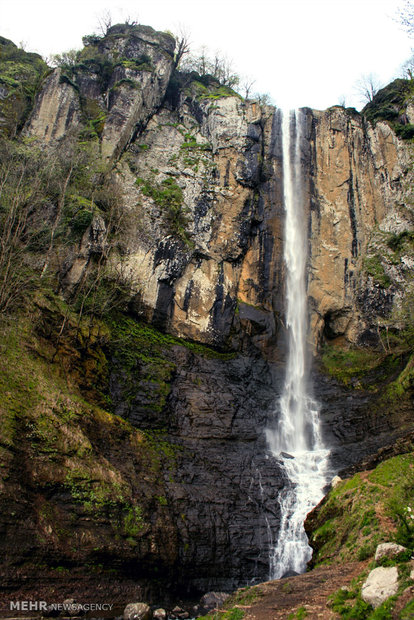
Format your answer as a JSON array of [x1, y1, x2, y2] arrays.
[[0, 292, 183, 580]]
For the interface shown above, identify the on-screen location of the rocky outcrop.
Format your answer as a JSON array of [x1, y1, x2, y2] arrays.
[[306, 106, 414, 348], [26, 24, 175, 160]]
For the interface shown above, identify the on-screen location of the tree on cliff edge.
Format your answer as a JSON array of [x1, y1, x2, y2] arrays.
[[398, 0, 414, 37]]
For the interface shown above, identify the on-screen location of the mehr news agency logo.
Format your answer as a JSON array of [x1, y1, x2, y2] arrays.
[[9, 600, 113, 613]]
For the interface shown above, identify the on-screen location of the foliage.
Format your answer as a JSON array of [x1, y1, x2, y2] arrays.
[[49, 49, 79, 68], [136, 176, 191, 243], [400, 599, 414, 618], [180, 45, 239, 89], [321, 344, 398, 389], [363, 255, 391, 288], [308, 452, 414, 567], [362, 79, 414, 139], [0, 37, 48, 136]]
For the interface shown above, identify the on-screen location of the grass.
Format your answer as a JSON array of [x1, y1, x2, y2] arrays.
[[320, 344, 395, 388], [198, 586, 262, 620], [308, 452, 414, 567], [0, 304, 182, 557]]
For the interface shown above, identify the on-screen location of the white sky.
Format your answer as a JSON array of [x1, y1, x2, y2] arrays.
[[1, 0, 412, 110]]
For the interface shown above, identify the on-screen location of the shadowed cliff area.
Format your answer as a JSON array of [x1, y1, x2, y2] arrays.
[[0, 22, 413, 615]]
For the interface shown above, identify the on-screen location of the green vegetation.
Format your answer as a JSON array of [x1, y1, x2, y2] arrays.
[[363, 255, 391, 288], [0, 37, 48, 137], [328, 561, 414, 619], [386, 230, 414, 253], [328, 587, 373, 619], [308, 452, 414, 567], [321, 345, 399, 389], [200, 610, 245, 620], [362, 79, 414, 140], [198, 586, 262, 620], [136, 175, 192, 243], [0, 304, 180, 559], [287, 607, 309, 619]]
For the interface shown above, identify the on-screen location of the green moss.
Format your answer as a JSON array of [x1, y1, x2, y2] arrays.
[[116, 54, 153, 72], [383, 354, 414, 400], [110, 78, 141, 92], [363, 255, 391, 288], [321, 344, 391, 388], [109, 313, 236, 361], [362, 79, 414, 141], [135, 176, 191, 243], [0, 40, 48, 136], [308, 452, 414, 567]]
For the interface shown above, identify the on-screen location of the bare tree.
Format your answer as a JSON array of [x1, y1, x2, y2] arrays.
[[397, 0, 414, 37], [97, 10, 113, 36], [173, 26, 191, 69], [49, 49, 79, 68], [400, 53, 414, 79], [354, 73, 382, 104], [252, 92, 274, 106], [180, 45, 240, 88], [240, 76, 256, 100]]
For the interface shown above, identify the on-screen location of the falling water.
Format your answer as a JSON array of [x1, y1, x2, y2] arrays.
[[266, 109, 331, 579]]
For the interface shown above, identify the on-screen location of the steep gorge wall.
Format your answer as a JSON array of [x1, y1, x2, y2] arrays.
[[1, 23, 413, 594]]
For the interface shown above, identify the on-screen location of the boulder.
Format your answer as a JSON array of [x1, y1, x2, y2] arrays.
[[331, 475, 342, 488], [123, 602, 152, 620], [199, 591, 230, 613], [153, 610, 166, 620], [361, 566, 399, 608], [375, 542, 407, 562]]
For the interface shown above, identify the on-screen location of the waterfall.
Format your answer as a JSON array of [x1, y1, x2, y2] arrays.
[[266, 109, 331, 579]]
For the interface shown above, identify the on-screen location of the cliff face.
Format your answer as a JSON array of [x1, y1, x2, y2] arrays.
[[24, 36, 413, 357], [1, 24, 413, 597]]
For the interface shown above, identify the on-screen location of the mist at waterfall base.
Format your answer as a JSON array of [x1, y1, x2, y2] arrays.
[[266, 109, 331, 580]]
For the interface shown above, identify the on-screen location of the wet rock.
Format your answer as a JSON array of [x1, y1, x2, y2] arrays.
[[361, 566, 398, 608], [281, 570, 300, 578], [152, 610, 166, 620]]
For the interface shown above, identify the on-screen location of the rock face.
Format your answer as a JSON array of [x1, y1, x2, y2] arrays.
[[306, 106, 413, 348], [6, 23, 413, 596]]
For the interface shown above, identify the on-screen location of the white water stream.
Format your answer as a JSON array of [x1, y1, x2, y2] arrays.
[[266, 109, 331, 579]]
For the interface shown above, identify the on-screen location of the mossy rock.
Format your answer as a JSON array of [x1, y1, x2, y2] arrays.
[[363, 79, 414, 140]]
